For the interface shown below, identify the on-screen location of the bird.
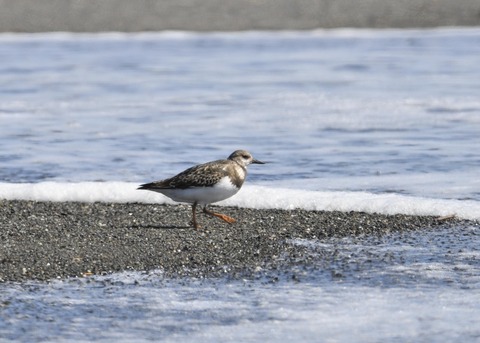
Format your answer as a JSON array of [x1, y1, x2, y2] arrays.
[[138, 150, 265, 229]]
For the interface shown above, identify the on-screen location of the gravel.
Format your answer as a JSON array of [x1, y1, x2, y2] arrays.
[[0, 199, 472, 282]]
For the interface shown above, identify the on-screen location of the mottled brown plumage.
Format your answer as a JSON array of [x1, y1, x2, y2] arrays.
[[139, 158, 245, 190]]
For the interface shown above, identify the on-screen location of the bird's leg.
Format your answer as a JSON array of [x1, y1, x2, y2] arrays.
[[203, 205, 236, 224], [191, 202, 201, 229]]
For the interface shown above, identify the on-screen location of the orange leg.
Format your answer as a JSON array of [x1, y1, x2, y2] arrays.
[[203, 205, 236, 224]]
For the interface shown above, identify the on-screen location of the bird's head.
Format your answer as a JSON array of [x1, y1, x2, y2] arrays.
[[228, 150, 265, 167]]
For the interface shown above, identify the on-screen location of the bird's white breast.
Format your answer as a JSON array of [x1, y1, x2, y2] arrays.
[[156, 176, 240, 205]]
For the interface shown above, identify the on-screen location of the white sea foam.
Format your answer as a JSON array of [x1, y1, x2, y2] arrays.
[[0, 27, 478, 42], [1, 182, 479, 220]]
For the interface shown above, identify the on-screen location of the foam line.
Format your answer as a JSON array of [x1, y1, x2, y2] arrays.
[[1, 182, 479, 220]]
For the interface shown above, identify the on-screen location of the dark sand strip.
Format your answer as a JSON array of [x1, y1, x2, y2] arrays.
[[1, 200, 472, 282], [0, 0, 479, 32]]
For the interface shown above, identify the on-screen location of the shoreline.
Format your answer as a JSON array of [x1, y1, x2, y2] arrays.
[[1, 199, 473, 283], [0, 0, 479, 32]]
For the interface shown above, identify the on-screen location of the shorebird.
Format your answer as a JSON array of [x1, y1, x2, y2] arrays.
[[138, 150, 265, 229]]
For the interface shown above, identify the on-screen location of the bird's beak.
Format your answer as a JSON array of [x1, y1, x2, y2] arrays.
[[252, 158, 265, 164]]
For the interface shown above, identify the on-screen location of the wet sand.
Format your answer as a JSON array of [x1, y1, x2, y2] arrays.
[[1, 199, 472, 282], [0, 0, 479, 32]]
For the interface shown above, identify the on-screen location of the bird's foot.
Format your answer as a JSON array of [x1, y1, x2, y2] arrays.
[[189, 220, 201, 230], [203, 208, 236, 224], [214, 213, 236, 224]]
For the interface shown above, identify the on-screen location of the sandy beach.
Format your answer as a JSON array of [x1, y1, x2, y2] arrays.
[[0, 0, 479, 32], [1, 199, 473, 282]]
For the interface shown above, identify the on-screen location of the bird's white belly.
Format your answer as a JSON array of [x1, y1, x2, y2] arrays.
[[157, 177, 240, 204]]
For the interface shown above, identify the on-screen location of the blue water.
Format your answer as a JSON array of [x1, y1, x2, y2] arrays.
[[1, 29, 479, 200], [1, 28, 480, 342]]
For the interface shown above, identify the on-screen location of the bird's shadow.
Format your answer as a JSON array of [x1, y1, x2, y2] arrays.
[[131, 224, 191, 230]]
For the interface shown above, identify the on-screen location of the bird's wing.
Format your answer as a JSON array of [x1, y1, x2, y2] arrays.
[[139, 160, 230, 190]]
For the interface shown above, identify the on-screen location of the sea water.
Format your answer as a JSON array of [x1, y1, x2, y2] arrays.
[[0, 28, 479, 342]]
